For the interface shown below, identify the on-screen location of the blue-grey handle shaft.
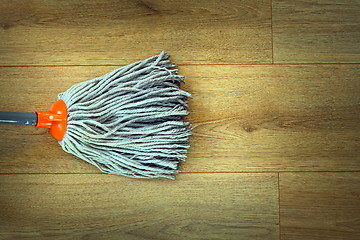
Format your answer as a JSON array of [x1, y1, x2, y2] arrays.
[[0, 111, 37, 126]]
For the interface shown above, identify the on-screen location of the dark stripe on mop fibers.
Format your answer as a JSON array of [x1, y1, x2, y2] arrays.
[[58, 51, 191, 179]]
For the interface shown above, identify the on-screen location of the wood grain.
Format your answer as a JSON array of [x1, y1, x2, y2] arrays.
[[0, 173, 279, 240], [0, 1, 359, 239], [273, 0, 360, 63], [1, 64, 359, 173], [184, 64, 360, 172], [280, 172, 360, 240], [0, 0, 271, 65]]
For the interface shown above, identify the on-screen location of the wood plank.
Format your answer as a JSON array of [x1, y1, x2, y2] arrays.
[[0, 173, 279, 240], [0, 64, 359, 173], [273, 0, 360, 63], [280, 172, 360, 240], [0, 0, 271, 65], [184, 64, 360, 172]]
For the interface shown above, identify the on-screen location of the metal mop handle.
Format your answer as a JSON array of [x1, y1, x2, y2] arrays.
[[0, 111, 37, 126], [0, 100, 68, 140]]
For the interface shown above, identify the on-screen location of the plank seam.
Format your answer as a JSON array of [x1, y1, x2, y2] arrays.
[[0, 63, 359, 68], [278, 172, 281, 240], [270, 0, 274, 64], [1, 170, 360, 175]]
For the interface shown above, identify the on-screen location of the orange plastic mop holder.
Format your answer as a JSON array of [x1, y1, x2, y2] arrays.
[[36, 100, 68, 141]]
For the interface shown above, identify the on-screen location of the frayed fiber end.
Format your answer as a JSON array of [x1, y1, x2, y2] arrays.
[[58, 51, 191, 179]]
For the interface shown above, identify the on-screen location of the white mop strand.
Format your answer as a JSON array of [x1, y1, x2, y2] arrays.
[[58, 51, 192, 179]]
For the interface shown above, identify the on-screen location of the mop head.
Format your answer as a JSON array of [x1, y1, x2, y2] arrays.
[[58, 51, 191, 179]]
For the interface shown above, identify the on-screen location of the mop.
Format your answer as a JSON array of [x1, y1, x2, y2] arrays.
[[0, 51, 192, 179]]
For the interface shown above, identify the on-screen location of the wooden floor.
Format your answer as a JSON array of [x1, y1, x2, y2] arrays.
[[0, 1, 359, 239]]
